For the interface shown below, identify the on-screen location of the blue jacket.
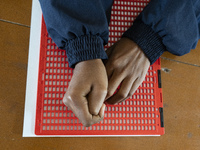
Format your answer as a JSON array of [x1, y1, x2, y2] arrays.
[[39, 0, 200, 68]]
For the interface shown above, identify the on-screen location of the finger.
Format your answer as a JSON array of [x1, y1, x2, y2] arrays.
[[99, 104, 106, 118], [114, 77, 142, 105], [106, 77, 135, 105], [105, 47, 115, 79], [128, 68, 149, 96], [63, 93, 102, 127], [129, 77, 143, 96], [87, 86, 107, 115], [106, 70, 124, 100], [105, 61, 114, 80], [91, 104, 106, 125]]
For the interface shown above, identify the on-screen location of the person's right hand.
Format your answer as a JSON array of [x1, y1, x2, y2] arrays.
[[63, 59, 108, 127]]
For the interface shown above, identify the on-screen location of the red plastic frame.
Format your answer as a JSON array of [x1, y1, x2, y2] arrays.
[[35, 0, 164, 136]]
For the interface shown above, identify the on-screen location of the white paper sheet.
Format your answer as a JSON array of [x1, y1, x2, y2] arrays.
[[23, 0, 42, 137]]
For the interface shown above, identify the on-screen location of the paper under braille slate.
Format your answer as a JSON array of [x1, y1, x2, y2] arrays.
[[23, 0, 164, 137]]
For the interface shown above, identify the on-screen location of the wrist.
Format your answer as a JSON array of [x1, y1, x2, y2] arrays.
[[75, 59, 103, 69], [122, 19, 165, 65]]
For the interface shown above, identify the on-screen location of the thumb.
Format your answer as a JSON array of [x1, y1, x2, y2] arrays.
[[99, 104, 106, 118]]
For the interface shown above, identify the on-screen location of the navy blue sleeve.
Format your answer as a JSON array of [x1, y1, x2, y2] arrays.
[[123, 0, 200, 65], [39, 0, 113, 68]]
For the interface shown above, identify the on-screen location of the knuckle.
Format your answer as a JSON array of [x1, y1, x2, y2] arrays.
[[67, 90, 77, 99], [98, 88, 108, 95], [62, 95, 71, 106], [63, 91, 77, 106], [89, 109, 99, 116], [118, 92, 127, 99]]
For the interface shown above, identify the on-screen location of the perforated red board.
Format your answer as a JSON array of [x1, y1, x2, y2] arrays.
[[35, 0, 164, 136]]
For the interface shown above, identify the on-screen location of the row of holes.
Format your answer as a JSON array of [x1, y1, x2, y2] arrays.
[[44, 93, 64, 98], [108, 100, 155, 105], [47, 45, 59, 50], [109, 25, 129, 31], [45, 74, 72, 80], [109, 31, 123, 36], [112, 17, 134, 24], [46, 50, 65, 56], [129, 94, 154, 100], [112, 6, 144, 11], [140, 83, 154, 88], [42, 125, 156, 131], [44, 87, 67, 92], [44, 99, 63, 105], [114, 1, 149, 6], [132, 94, 155, 100], [135, 88, 154, 94], [45, 80, 70, 86], [110, 16, 135, 22], [112, 98, 156, 105], [43, 118, 156, 125], [104, 112, 158, 118], [106, 105, 156, 111], [46, 56, 67, 62], [46, 68, 73, 74], [46, 62, 68, 68], [111, 10, 141, 17], [110, 21, 134, 28]]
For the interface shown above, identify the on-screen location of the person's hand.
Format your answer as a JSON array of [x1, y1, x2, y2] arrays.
[[104, 37, 150, 105], [63, 59, 108, 127]]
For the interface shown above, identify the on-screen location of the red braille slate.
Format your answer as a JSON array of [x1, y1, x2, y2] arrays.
[[35, 0, 164, 136]]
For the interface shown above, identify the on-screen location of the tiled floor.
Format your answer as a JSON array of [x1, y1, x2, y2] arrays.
[[0, 1, 199, 150]]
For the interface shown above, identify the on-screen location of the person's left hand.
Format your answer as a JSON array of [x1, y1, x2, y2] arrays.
[[104, 37, 150, 105]]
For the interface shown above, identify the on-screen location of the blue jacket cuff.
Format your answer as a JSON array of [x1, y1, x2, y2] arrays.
[[65, 35, 108, 68]]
